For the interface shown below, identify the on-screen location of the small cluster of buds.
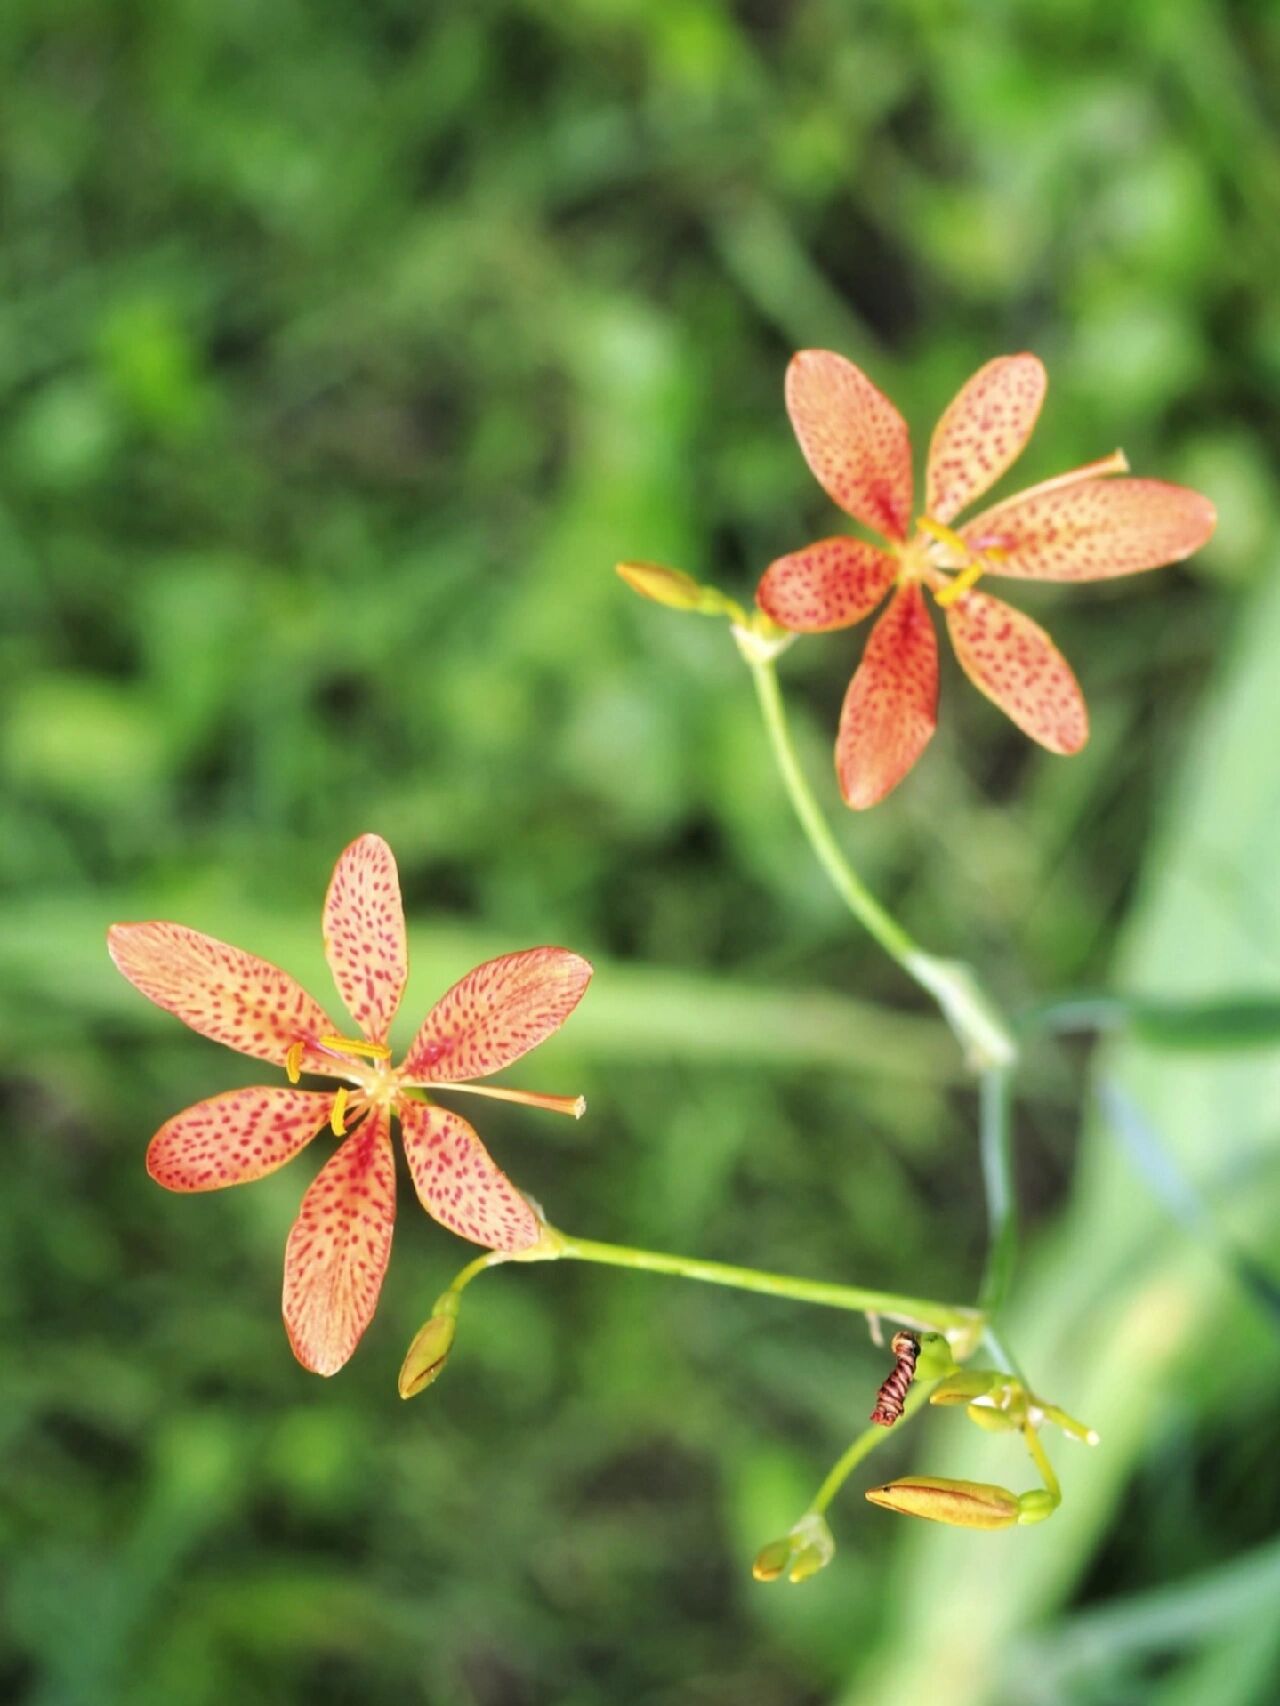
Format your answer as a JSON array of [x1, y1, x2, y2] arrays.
[[752, 1513, 835, 1584], [864, 1367, 1095, 1533], [751, 1344, 1096, 1581]]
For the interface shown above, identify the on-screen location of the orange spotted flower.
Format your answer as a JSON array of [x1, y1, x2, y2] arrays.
[[108, 834, 591, 1376], [756, 351, 1217, 808]]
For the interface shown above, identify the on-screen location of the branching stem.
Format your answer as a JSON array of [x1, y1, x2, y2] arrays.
[[553, 1233, 984, 1335]]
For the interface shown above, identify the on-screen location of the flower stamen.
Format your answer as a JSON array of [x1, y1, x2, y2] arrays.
[[434, 1082, 587, 1119], [916, 516, 1010, 608], [916, 515, 971, 564], [999, 447, 1129, 509], [317, 1033, 393, 1063], [330, 1087, 350, 1136], [285, 1041, 305, 1084], [935, 560, 986, 608]]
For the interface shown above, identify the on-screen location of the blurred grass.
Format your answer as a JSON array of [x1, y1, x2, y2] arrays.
[[2, 3, 1279, 1704]]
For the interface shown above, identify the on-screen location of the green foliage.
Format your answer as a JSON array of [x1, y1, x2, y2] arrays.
[[2, 3, 1278, 1705]]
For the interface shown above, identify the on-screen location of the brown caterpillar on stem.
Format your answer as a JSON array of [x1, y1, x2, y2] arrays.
[[870, 1330, 920, 1427]]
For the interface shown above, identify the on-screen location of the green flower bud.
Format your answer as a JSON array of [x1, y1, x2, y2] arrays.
[[1016, 1489, 1059, 1525], [914, 1331, 960, 1382], [752, 1512, 835, 1584], [930, 1370, 1001, 1406], [615, 561, 741, 619], [398, 1311, 457, 1399], [750, 1537, 793, 1583], [966, 1401, 1020, 1433]]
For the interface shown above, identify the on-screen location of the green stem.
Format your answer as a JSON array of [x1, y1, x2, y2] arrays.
[[554, 1232, 983, 1335], [1023, 1422, 1062, 1504], [440, 1251, 504, 1304], [739, 633, 1025, 1357], [743, 645, 1016, 1072], [982, 1323, 1027, 1386], [978, 1065, 1017, 1317], [809, 1378, 937, 1515], [745, 649, 919, 965]]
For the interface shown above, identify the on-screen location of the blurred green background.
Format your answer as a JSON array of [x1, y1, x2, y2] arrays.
[[3, 2, 1279, 1703]]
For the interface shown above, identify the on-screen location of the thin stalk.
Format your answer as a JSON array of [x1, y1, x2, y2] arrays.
[[1023, 1422, 1062, 1504], [982, 1323, 1027, 1387], [443, 1251, 504, 1300], [978, 1065, 1017, 1317], [809, 1379, 937, 1515], [745, 650, 919, 966], [739, 635, 1026, 1370], [742, 645, 1016, 1071], [554, 1232, 983, 1335]]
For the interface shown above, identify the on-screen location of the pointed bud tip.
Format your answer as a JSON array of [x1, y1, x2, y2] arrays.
[[398, 1312, 457, 1398], [752, 1513, 834, 1584], [751, 1539, 791, 1582], [965, 1401, 1020, 1433], [616, 560, 742, 619], [616, 560, 707, 611]]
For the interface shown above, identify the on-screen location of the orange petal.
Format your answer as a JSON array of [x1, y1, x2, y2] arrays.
[[946, 590, 1088, 754], [755, 537, 898, 633], [108, 921, 342, 1075], [962, 478, 1217, 581], [282, 1107, 396, 1376], [146, 1087, 336, 1191], [925, 354, 1046, 525], [785, 350, 913, 541], [398, 1099, 541, 1252], [402, 947, 592, 1083], [836, 582, 938, 809], [323, 833, 408, 1045]]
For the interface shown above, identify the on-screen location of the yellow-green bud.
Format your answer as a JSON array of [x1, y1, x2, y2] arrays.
[[750, 1537, 792, 1583], [751, 1513, 834, 1584], [398, 1311, 457, 1399], [914, 1331, 960, 1382], [865, 1475, 1021, 1530], [1016, 1489, 1059, 1525], [966, 1402, 1020, 1433], [616, 561, 741, 619], [930, 1370, 1000, 1406]]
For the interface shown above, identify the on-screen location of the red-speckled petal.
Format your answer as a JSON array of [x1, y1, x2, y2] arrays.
[[323, 834, 407, 1044], [946, 590, 1088, 754], [398, 1099, 541, 1252], [786, 351, 913, 541], [836, 583, 938, 809], [962, 479, 1217, 581], [755, 537, 898, 633], [282, 1107, 396, 1376], [926, 354, 1046, 524], [402, 948, 593, 1083], [108, 921, 342, 1076], [146, 1087, 336, 1191]]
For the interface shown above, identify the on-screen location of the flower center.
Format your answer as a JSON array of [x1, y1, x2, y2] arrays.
[[902, 516, 1007, 607], [284, 1032, 403, 1116]]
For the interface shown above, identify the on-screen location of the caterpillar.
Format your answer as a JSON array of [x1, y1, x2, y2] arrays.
[[870, 1330, 920, 1427]]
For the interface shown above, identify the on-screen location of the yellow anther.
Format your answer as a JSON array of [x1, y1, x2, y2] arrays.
[[330, 1088, 350, 1136], [916, 515, 972, 561], [285, 1041, 305, 1084], [318, 1033, 392, 1062], [935, 560, 988, 607]]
